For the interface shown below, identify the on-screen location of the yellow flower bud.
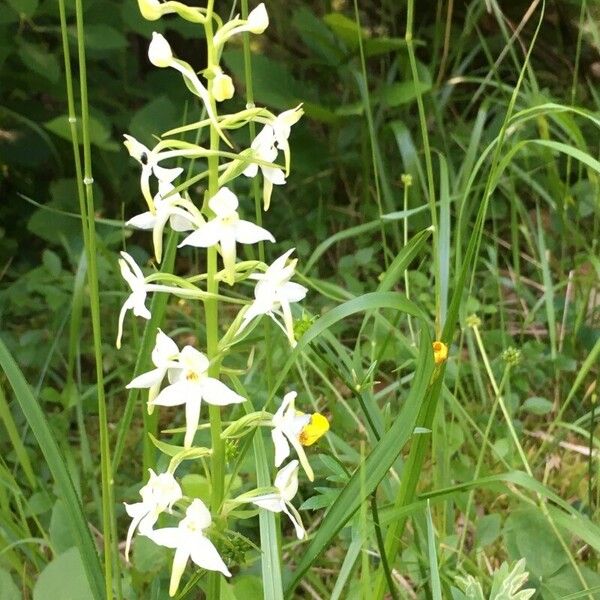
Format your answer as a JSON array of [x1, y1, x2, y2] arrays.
[[432, 341, 448, 365], [137, 0, 162, 20], [213, 69, 235, 102], [148, 32, 173, 68], [299, 413, 329, 446]]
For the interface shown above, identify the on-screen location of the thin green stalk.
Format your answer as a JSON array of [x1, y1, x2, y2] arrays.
[[402, 178, 417, 345], [405, 0, 440, 335], [353, 0, 390, 268], [73, 0, 118, 596], [204, 3, 225, 597]]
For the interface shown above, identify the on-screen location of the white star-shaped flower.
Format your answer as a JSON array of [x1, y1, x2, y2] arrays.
[[126, 180, 202, 263], [239, 249, 307, 346], [150, 346, 246, 448], [126, 329, 181, 409], [251, 460, 305, 539], [124, 469, 182, 562], [179, 187, 275, 285], [117, 251, 152, 349], [147, 499, 231, 596]]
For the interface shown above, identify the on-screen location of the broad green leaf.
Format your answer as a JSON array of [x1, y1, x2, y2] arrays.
[[18, 41, 59, 83], [0, 338, 104, 600], [0, 568, 20, 600], [378, 81, 432, 107], [322, 13, 365, 48], [81, 25, 127, 51], [6, 0, 38, 17], [521, 396, 553, 415], [44, 115, 118, 151], [33, 548, 94, 600]]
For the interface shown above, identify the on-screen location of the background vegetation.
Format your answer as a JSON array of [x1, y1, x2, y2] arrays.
[[0, 0, 599, 598]]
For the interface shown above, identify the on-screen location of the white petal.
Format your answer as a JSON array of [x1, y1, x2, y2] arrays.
[[126, 368, 165, 390], [243, 162, 259, 178], [169, 545, 191, 597], [199, 377, 246, 406], [153, 330, 180, 366], [146, 526, 184, 549], [151, 381, 195, 407], [280, 282, 308, 303], [169, 211, 196, 232], [190, 535, 231, 577], [153, 164, 183, 183], [131, 290, 151, 319], [179, 221, 224, 248], [219, 229, 237, 283], [282, 501, 306, 540], [208, 188, 238, 217], [184, 398, 201, 448], [179, 346, 209, 374], [124, 503, 147, 562], [234, 220, 275, 244], [120, 251, 145, 282], [287, 432, 314, 481], [274, 460, 299, 501], [252, 495, 284, 513], [262, 165, 286, 185], [272, 427, 290, 467], [186, 499, 212, 529], [116, 298, 131, 349], [126, 212, 157, 230]]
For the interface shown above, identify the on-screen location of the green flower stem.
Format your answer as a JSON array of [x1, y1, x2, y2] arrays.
[[204, 2, 225, 597], [73, 0, 118, 596]]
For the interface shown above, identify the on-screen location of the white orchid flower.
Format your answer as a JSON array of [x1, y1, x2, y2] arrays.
[[243, 125, 285, 210], [126, 329, 181, 411], [123, 134, 184, 212], [179, 187, 275, 285], [213, 3, 269, 48], [126, 180, 203, 263], [148, 33, 228, 146], [251, 460, 305, 539], [271, 105, 303, 175], [270, 391, 329, 482], [146, 498, 231, 596], [239, 249, 308, 346], [124, 469, 182, 562], [117, 251, 152, 349], [150, 345, 246, 448]]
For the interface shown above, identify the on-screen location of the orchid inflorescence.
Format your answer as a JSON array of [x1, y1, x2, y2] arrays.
[[117, 1, 329, 595]]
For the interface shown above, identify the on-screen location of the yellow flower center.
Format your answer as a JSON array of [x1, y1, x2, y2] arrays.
[[432, 341, 448, 365], [299, 413, 329, 446], [186, 371, 200, 382]]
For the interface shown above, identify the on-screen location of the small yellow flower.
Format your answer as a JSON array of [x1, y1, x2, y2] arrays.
[[299, 413, 329, 446], [432, 341, 448, 365]]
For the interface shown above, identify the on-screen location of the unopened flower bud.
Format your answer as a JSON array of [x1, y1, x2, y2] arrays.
[[502, 346, 521, 366], [401, 173, 413, 187], [148, 32, 173, 68], [247, 3, 269, 34], [137, 0, 162, 20], [213, 69, 235, 102], [466, 313, 481, 328]]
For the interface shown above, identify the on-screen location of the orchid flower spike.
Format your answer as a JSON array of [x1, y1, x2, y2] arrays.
[[270, 391, 329, 481], [147, 499, 231, 596], [243, 125, 285, 210], [239, 249, 308, 346], [137, 0, 207, 23], [126, 180, 203, 263], [126, 329, 181, 412], [124, 469, 182, 562], [179, 187, 275, 285], [149, 346, 245, 448], [251, 460, 305, 539], [123, 134, 184, 212], [148, 33, 230, 147], [117, 252, 152, 349], [213, 3, 269, 48]]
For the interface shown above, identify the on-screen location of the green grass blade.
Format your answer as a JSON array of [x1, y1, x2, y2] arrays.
[[0, 337, 104, 600], [425, 501, 443, 600]]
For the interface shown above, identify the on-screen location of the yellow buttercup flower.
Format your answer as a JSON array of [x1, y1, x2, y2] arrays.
[[432, 341, 448, 365], [299, 413, 329, 446]]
